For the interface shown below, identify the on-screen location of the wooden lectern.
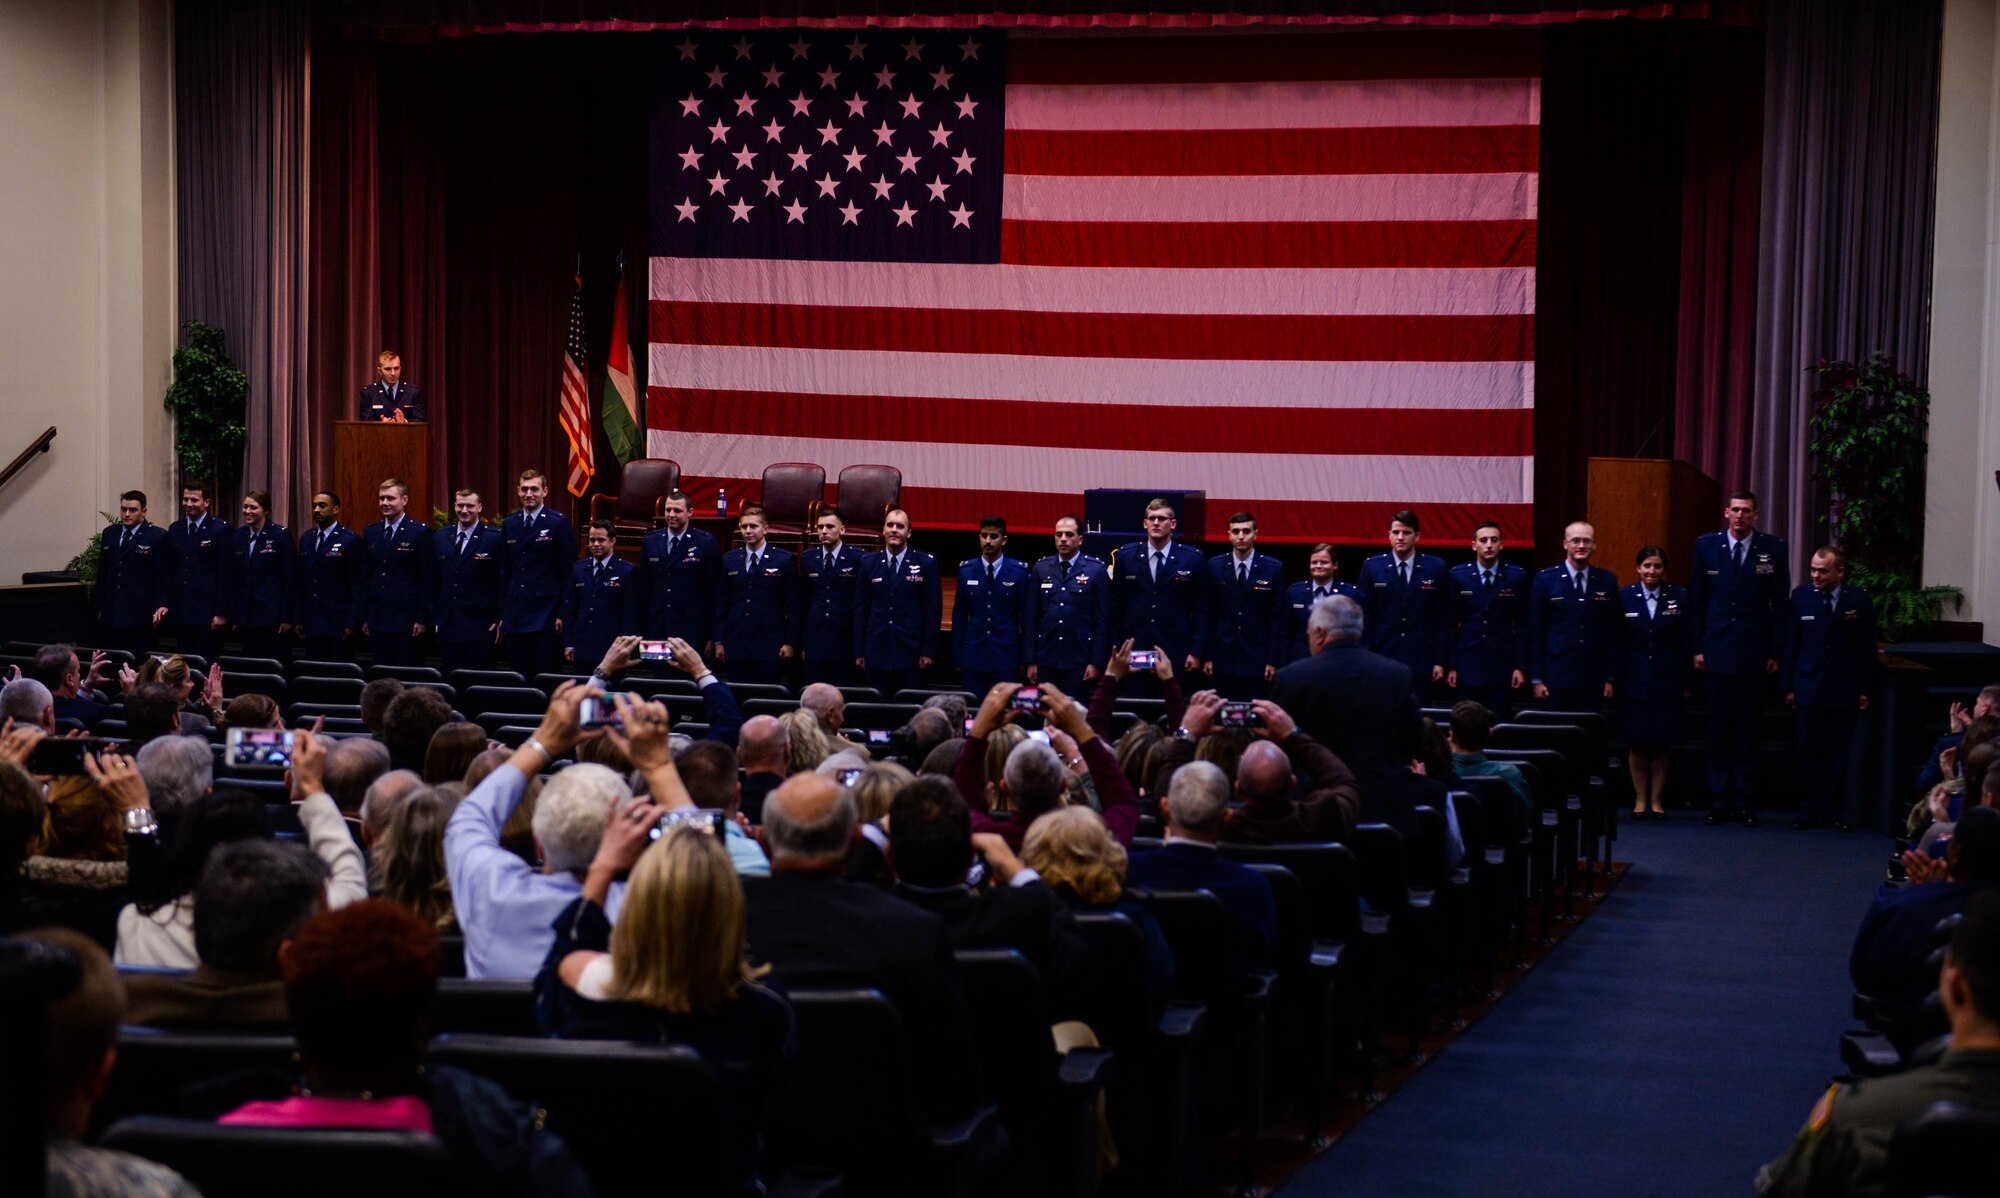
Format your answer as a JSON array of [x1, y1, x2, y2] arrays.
[[1586, 458, 1721, 586], [334, 422, 431, 523]]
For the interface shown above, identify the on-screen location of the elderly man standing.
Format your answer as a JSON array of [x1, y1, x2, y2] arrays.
[[1269, 595, 1423, 797]]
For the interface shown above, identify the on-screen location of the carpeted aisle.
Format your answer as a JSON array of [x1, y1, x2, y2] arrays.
[[1282, 816, 1891, 1197]]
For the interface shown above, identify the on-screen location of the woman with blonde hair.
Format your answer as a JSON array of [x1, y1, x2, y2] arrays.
[[982, 723, 1028, 812], [1023, 806, 1173, 1009], [536, 821, 792, 1195], [850, 760, 914, 825], [135, 654, 223, 735], [777, 708, 830, 774]]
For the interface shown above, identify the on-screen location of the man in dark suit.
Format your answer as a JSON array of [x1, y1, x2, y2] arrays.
[[563, 520, 640, 669], [1268, 594, 1422, 797], [358, 349, 427, 421], [952, 516, 1030, 697], [427, 488, 505, 674], [95, 490, 171, 655], [1126, 759, 1277, 974], [1023, 514, 1109, 701], [1357, 508, 1450, 700], [798, 510, 864, 687], [1283, 544, 1361, 667], [1689, 489, 1790, 826], [228, 489, 296, 662], [640, 490, 723, 654], [1446, 520, 1528, 714], [714, 507, 796, 685], [500, 469, 577, 677], [1108, 498, 1208, 689], [361, 478, 431, 667], [295, 491, 367, 662], [742, 771, 983, 1117], [1526, 521, 1621, 714], [163, 482, 230, 661], [1203, 511, 1285, 699], [30, 644, 114, 732], [1785, 546, 1878, 829], [854, 508, 942, 698]]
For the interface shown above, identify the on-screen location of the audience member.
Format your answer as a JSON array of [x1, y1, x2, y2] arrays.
[[1114, 722, 1163, 794], [359, 769, 429, 846], [815, 748, 869, 782], [1760, 890, 2000, 1197], [736, 714, 789, 823], [0, 760, 49, 936], [323, 736, 392, 818], [124, 682, 187, 748], [1913, 683, 2000, 797], [1022, 805, 1176, 1011], [661, 738, 771, 875], [135, 654, 222, 735], [980, 722, 1029, 810], [1447, 700, 1531, 822], [213, 900, 594, 1193], [1268, 595, 1423, 795], [463, 745, 510, 790], [33, 642, 115, 729], [800, 681, 871, 758], [25, 772, 132, 951], [359, 676, 405, 737], [904, 707, 957, 767], [221, 692, 282, 730], [383, 686, 454, 774], [920, 691, 970, 731], [851, 760, 915, 824], [1208, 696, 1362, 844], [1126, 760, 1277, 973], [777, 708, 831, 775], [124, 838, 328, 1028], [917, 734, 963, 777], [1, 676, 55, 732], [136, 734, 212, 821], [422, 720, 487, 786], [956, 681, 1139, 848], [1851, 805, 2000, 1023], [1140, 737, 1196, 802], [370, 786, 459, 930], [21, 927, 202, 1197], [1086, 639, 1189, 742], [537, 821, 793, 1194]]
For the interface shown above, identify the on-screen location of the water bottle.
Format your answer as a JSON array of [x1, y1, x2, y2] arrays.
[[715, 487, 727, 518]]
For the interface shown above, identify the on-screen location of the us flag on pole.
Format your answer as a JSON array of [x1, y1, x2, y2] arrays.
[[557, 273, 595, 497], [647, 29, 1537, 543]]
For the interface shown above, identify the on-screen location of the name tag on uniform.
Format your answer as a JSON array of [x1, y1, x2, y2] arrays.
[[1706, 569, 1719, 576], [1800, 615, 1815, 621], [1040, 582, 1054, 590], [965, 579, 979, 587], [1624, 611, 1639, 618]]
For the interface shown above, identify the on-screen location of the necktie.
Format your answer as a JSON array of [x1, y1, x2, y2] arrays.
[[1152, 551, 1164, 582], [120, 527, 131, 550], [457, 531, 469, 556], [1570, 570, 1582, 597], [1483, 569, 1494, 590], [246, 532, 258, 564], [748, 552, 759, 576], [1824, 589, 1835, 614], [1237, 560, 1248, 583], [1733, 539, 1745, 570], [985, 560, 995, 585], [1061, 557, 1072, 579], [1399, 560, 1409, 587], [594, 558, 605, 580], [1646, 590, 1657, 617], [891, 553, 901, 577], [666, 535, 678, 559], [1314, 586, 1327, 601]]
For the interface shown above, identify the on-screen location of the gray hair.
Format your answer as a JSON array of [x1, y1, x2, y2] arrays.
[[919, 692, 969, 730], [0, 678, 52, 726], [136, 735, 213, 820], [325, 738, 392, 815], [532, 762, 632, 873], [1310, 594, 1365, 643], [1003, 740, 1068, 811], [763, 782, 857, 863], [360, 769, 427, 837], [1166, 760, 1231, 839]]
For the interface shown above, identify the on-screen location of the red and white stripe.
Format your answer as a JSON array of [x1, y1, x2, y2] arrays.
[[558, 354, 594, 497], [648, 29, 1539, 543]]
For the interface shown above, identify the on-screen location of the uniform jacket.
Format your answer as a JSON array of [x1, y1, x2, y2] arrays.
[[797, 542, 864, 661], [228, 522, 295, 629], [1527, 563, 1621, 689], [563, 555, 641, 663], [1445, 562, 1528, 686], [359, 380, 427, 422], [856, 547, 942, 668], [1024, 554, 1110, 672], [951, 555, 1030, 672], [95, 522, 170, 628], [1616, 582, 1692, 702], [294, 523, 366, 637], [1108, 541, 1208, 664], [716, 544, 797, 660], [1283, 579, 1362, 666], [1783, 584, 1877, 707], [1358, 552, 1450, 677], [501, 508, 577, 634], [363, 517, 431, 628], [1688, 529, 1791, 673], [1204, 552, 1286, 675], [640, 525, 723, 646], [427, 523, 505, 643], [165, 514, 231, 625]]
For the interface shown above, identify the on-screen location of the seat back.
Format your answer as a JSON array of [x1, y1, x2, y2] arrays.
[[1069, 910, 1157, 1046], [429, 978, 539, 1036], [97, 1029, 298, 1128], [290, 659, 364, 679], [222, 672, 288, 705], [766, 988, 925, 1183], [845, 701, 920, 731], [759, 462, 826, 524], [1218, 841, 1361, 944], [1884, 1101, 2000, 1198], [447, 668, 529, 691], [1139, 889, 1236, 1006], [834, 464, 902, 529], [461, 685, 551, 718], [1489, 725, 1592, 791], [292, 675, 365, 705], [1244, 863, 1309, 972], [217, 655, 285, 676], [743, 697, 802, 720], [1347, 823, 1413, 918], [426, 1032, 726, 1197], [368, 664, 444, 683], [612, 457, 681, 523], [98, 1116, 460, 1198], [952, 948, 1058, 1121]]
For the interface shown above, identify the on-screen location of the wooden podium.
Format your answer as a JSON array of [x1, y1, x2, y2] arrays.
[[334, 422, 431, 523], [1586, 458, 1721, 585]]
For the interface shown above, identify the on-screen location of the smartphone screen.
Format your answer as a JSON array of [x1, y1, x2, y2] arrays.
[[1217, 701, 1261, 729], [867, 728, 892, 745], [579, 693, 633, 728], [1010, 686, 1042, 711], [638, 639, 672, 661], [836, 767, 865, 785], [1128, 649, 1157, 668], [1027, 729, 1051, 746], [226, 728, 296, 770]]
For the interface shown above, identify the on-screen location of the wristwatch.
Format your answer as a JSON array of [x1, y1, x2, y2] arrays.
[[121, 807, 159, 836]]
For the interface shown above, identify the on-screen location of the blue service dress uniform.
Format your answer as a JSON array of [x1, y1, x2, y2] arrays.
[[1108, 540, 1207, 696], [229, 522, 296, 662], [715, 544, 797, 685], [164, 514, 230, 661], [501, 506, 577, 677], [855, 547, 942, 698], [95, 521, 171, 655], [640, 525, 723, 649], [362, 517, 432, 666], [1282, 579, 1362, 666], [1783, 583, 1877, 825], [1445, 561, 1529, 715], [359, 381, 426, 422], [1687, 529, 1790, 818], [1526, 563, 1621, 713], [1024, 553, 1109, 701], [427, 523, 505, 674], [1358, 552, 1450, 699], [295, 522, 367, 663], [1204, 552, 1286, 699], [1615, 582, 1691, 748], [797, 542, 864, 687], [952, 555, 1030, 697], [563, 554, 641, 671]]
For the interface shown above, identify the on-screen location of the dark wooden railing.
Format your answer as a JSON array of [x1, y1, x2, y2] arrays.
[[0, 426, 55, 496]]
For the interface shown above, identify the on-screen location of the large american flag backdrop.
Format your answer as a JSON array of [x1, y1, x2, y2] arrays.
[[646, 29, 1537, 544]]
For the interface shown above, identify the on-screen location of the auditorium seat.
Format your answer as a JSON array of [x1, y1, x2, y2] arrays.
[[844, 702, 920, 730], [401, 680, 457, 704], [1484, 749, 1570, 930], [1453, 774, 1532, 967], [289, 659, 364, 680], [287, 702, 361, 724], [216, 655, 285, 677], [94, 1028, 298, 1131], [589, 455, 681, 547], [462, 685, 551, 718], [447, 668, 528, 692], [828, 464, 902, 549], [533, 672, 593, 694], [368, 664, 443, 683], [472, 712, 543, 739], [892, 687, 968, 704], [837, 686, 885, 703], [1348, 822, 1432, 1064], [291, 676, 365, 706], [221, 672, 287, 706], [429, 978, 538, 1037], [1884, 1102, 2000, 1198], [756, 461, 826, 552], [490, 725, 538, 748], [99, 1117, 460, 1198], [1492, 720, 1611, 885], [725, 681, 793, 702], [623, 677, 698, 699], [743, 697, 803, 720]]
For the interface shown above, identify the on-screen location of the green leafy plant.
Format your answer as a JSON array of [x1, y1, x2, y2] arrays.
[[163, 320, 248, 494], [1807, 354, 1962, 639], [66, 512, 116, 598]]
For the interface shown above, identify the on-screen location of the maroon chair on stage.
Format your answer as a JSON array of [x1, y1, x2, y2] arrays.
[[589, 458, 681, 549], [755, 462, 825, 552], [829, 465, 903, 550]]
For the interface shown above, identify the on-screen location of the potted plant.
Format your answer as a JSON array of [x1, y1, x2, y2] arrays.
[[1806, 354, 1962, 640], [163, 320, 249, 499]]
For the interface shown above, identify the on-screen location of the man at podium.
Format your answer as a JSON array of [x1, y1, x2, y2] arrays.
[[359, 349, 426, 422]]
